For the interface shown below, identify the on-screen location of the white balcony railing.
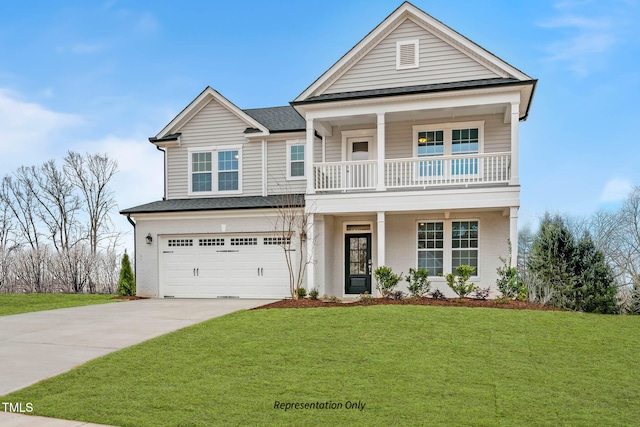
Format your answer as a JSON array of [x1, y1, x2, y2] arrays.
[[313, 152, 510, 192], [314, 160, 377, 191]]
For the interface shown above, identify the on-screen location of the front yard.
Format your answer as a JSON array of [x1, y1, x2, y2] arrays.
[[2, 305, 639, 426], [0, 293, 119, 316]]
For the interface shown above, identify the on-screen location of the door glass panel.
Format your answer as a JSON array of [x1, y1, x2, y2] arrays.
[[349, 237, 368, 275], [351, 141, 369, 161]]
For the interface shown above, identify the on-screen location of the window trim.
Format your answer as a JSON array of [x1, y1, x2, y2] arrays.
[[187, 145, 243, 196], [396, 39, 420, 70], [415, 218, 480, 279], [413, 121, 484, 179], [286, 139, 306, 181]]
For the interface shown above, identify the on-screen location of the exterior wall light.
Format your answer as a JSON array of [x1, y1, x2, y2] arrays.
[[146, 233, 153, 244]]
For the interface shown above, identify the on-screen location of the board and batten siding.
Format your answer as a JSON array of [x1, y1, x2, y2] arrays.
[[166, 99, 263, 199], [324, 18, 500, 95]]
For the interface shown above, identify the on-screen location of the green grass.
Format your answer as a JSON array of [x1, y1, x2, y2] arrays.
[[3, 305, 640, 426], [0, 293, 119, 316]]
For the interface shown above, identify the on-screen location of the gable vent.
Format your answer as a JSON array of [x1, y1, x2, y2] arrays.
[[396, 40, 419, 70]]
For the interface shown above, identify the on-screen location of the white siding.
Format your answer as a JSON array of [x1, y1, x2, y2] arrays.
[[319, 211, 508, 298], [322, 114, 510, 162], [266, 140, 306, 195], [166, 99, 262, 199], [324, 18, 500, 95]]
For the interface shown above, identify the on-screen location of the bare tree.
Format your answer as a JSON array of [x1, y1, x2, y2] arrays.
[[64, 151, 119, 255], [1, 168, 47, 292], [0, 186, 17, 291], [271, 193, 313, 299], [32, 160, 82, 253]]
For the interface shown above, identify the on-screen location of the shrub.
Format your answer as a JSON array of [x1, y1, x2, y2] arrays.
[[405, 268, 431, 297], [445, 265, 478, 298], [359, 292, 374, 303], [497, 242, 527, 300], [296, 287, 307, 298], [473, 287, 491, 300], [429, 289, 447, 300], [117, 251, 135, 296], [324, 295, 341, 303], [308, 288, 319, 300], [374, 266, 403, 299]]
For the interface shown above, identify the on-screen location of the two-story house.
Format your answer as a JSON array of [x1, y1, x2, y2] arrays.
[[121, 2, 536, 299]]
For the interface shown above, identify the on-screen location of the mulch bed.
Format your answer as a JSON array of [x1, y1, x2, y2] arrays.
[[254, 297, 563, 311], [113, 295, 149, 300]]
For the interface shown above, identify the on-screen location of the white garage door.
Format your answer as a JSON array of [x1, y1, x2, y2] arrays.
[[160, 234, 291, 298]]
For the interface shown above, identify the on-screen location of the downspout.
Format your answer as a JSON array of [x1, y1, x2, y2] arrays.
[[126, 214, 136, 284], [156, 145, 167, 200]]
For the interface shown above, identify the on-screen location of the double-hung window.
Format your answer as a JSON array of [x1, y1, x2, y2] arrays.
[[417, 220, 479, 277], [189, 146, 241, 194], [287, 141, 305, 180], [414, 122, 483, 179], [418, 222, 444, 276], [417, 130, 444, 177], [451, 221, 479, 272], [451, 128, 479, 175]]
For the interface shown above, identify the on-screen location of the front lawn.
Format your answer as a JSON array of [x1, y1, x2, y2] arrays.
[[0, 293, 119, 316], [2, 305, 640, 426]]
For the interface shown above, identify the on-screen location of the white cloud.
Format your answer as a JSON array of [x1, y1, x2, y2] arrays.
[[538, 3, 631, 75], [0, 89, 82, 157], [600, 178, 633, 202]]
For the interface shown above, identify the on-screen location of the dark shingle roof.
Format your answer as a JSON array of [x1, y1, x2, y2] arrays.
[[243, 106, 305, 133], [293, 78, 531, 104], [120, 194, 305, 215]]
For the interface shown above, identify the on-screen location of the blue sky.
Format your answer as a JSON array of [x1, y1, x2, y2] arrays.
[[1, 0, 639, 247]]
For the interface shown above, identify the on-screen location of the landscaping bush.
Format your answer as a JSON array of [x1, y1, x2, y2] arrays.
[[117, 252, 135, 296], [429, 289, 447, 300], [497, 242, 527, 300], [405, 268, 431, 297], [445, 265, 478, 298], [308, 288, 319, 300], [296, 287, 307, 299], [473, 287, 491, 300], [374, 266, 403, 299]]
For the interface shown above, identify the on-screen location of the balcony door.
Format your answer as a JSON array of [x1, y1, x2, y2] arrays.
[[346, 137, 374, 189]]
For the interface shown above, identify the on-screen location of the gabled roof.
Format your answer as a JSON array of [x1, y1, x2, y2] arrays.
[[153, 86, 270, 141], [120, 194, 305, 215], [294, 1, 533, 103], [243, 106, 305, 133]]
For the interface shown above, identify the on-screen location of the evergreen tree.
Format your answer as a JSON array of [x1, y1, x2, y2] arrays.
[[118, 251, 135, 296], [527, 213, 617, 313]]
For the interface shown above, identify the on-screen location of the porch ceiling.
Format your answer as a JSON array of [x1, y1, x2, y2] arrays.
[[317, 103, 509, 128]]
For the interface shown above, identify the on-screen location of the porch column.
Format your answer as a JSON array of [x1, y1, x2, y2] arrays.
[[306, 119, 315, 194], [509, 207, 518, 268], [377, 210, 386, 269], [376, 113, 385, 191], [510, 102, 520, 186], [306, 213, 315, 291]]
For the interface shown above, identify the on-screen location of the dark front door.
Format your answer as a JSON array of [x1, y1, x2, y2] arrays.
[[345, 233, 372, 294]]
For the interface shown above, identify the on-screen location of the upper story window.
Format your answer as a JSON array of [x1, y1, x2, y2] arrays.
[[414, 122, 484, 177], [287, 140, 305, 180], [396, 39, 419, 70], [189, 146, 242, 195]]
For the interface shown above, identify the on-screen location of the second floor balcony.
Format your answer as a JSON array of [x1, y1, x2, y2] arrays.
[[313, 152, 511, 192]]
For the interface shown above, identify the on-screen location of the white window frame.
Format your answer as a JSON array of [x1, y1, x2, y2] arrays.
[[187, 145, 243, 196], [286, 139, 306, 181], [396, 39, 420, 70], [413, 121, 484, 179], [415, 219, 480, 279]]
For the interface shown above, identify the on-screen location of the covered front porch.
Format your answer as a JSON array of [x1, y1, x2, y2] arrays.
[[305, 205, 519, 299]]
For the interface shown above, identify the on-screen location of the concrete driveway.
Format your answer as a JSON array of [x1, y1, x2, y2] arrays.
[[0, 298, 271, 396]]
